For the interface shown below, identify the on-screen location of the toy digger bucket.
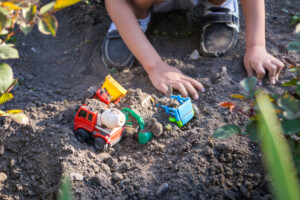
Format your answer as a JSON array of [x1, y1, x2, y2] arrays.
[[139, 132, 153, 144], [102, 75, 127, 101]]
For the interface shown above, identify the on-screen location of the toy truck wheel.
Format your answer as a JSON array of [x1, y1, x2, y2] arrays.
[[82, 86, 97, 103], [94, 138, 107, 151], [75, 129, 89, 143]]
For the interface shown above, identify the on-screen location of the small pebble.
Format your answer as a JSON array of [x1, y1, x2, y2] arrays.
[[189, 50, 200, 60], [156, 182, 168, 197]]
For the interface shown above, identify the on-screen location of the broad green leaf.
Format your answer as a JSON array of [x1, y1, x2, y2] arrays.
[[230, 94, 248, 100], [257, 95, 300, 200], [0, 45, 19, 59], [54, 0, 81, 11], [244, 120, 259, 142], [0, 63, 13, 95], [9, 113, 29, 124], [296, 82, 300, 97], [281, 119, 300, 135], [277, 94, 300, 119], [240, 76, 257, 95], [40, 1, 55, 15], [0, 93, 13, 105], [5, 78, 17, 93], [0, 7, 8, 33], [38, 15, 58, 36], [2, 2, 21, 10], [6, 109, 22, 114], [22, 5, 37, 22], [282, 78, 297, 86], [212, 124, 241, 139]]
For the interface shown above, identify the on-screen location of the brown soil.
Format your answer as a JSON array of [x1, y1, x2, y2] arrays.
[[0, 0, 299, 199]]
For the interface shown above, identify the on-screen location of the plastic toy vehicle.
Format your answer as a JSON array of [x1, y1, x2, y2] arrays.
[[158, 95, 194, 128], [74, 105, 126, 151], [121, 108, 153, 144], [82, 75, 127, 105]]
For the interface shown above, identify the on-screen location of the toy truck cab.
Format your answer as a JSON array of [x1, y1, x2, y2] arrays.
[[74, 106, 125, 151]]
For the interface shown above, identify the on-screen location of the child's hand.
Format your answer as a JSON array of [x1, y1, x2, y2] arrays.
[[146, 60, 205, 100], [244, 45, 284, 85]]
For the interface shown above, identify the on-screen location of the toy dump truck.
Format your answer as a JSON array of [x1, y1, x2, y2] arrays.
[[82, 75, 127, 105], [74, 105, 126, 151], [158, 95, 194, 128]]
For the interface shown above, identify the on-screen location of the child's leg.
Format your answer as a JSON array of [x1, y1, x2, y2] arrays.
[[103, 0, 164, 69]]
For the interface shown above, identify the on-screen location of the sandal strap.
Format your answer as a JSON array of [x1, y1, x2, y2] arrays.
[[201, 13, 238, 27], [106, 30, 121, 39]]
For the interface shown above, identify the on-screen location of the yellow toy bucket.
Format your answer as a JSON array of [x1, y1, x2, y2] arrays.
[[102, 75, 127, 101]]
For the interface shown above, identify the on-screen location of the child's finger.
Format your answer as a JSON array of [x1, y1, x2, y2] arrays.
[[182, 77, 205, 93], [264, 62, 277, 85], [159, 83, 169, 95], [173, 82, 188, 98], [183, 82, 199, 100], [253, 63, 265, 85], [272, 59, 285, 81], [244, 61, 255, 76]]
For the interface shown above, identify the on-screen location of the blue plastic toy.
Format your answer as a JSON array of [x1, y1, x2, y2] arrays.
[[158, 95, 194, 127]]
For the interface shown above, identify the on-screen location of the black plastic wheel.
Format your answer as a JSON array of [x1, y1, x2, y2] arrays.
[[75, 129, 89, 143], [82, 85, 97, 103], [94, 138, 107, 151]]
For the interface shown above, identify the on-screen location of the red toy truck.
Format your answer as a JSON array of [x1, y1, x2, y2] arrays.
[[82, 75, 127, 105], [74, 105, 126, 151]]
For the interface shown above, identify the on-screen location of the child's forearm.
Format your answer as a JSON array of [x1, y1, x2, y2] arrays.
[[240, 0, 266, 49], [105, 0, 162, 72]]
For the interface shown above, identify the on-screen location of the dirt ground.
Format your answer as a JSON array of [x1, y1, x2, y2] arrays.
[[0, 0, 299, 199]]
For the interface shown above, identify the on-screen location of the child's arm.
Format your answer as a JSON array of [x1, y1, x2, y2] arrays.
[[241, 0, 284, 85], [105, 0, 204, 100]]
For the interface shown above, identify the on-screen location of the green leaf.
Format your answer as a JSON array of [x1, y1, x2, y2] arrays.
[[257, 95, 300, 200], [22, 5, 37, 22], [212, 124, 241, 139], [0, 8, 8, 33], [240, 76, 257, 94], [54, 0, 81, 11], [0, 63, 13, 95], [38, 15, 58, 36], [288, 40, 300, 52], [40, 1, 55, 15], [281, 119, 300, 135], [277, 94, 300, 119], [282, 78, 297, 86], [245, 120, 259, 142], [0, 45, 19, 59], [9, 113, 29, 124], [58, 175, 73, 200], [296, 82, 300, 97], [0, 93, 13, 105], [20, 23, 34, 36]]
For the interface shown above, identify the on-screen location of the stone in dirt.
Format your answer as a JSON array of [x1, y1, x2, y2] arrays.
[[151, 122, 164, 137], [70, 172, 84, 181], [0, 172, 7, 183], [112, 172, 123, 182], [156, 182, 168, 197]]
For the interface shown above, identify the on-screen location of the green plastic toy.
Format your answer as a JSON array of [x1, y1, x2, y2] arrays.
[[121, 108, 153, 144]]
